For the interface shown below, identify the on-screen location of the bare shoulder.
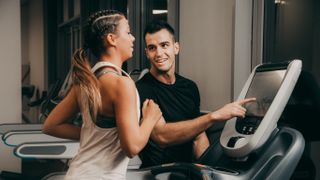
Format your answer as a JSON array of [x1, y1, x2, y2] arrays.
[[98, 75, 136, 96], [64, 86, 77, 101], [115, 76, 136, 96]]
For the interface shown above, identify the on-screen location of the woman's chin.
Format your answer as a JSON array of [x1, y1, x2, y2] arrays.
[[125, 54, 133, 61]]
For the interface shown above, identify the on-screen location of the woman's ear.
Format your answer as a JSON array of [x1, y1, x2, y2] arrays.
[[106, 33, 116, 46]]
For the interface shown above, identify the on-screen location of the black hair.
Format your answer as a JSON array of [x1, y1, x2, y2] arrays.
[[143, 20, 175, 40]]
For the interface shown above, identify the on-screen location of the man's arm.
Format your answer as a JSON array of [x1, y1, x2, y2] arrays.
[[151, 113, 213, 147], [150, 98, 256, 148], [193, 132, 210, 160]]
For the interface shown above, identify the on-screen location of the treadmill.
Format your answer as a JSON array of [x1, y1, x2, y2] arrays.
[[208, 59, 304, 179], [125, 59, 304, 180], [6, 60, 305, 180]]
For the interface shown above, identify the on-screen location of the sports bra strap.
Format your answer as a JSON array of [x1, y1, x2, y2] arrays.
[[91, 61, 131, 78], [95, 70, 120, 79]]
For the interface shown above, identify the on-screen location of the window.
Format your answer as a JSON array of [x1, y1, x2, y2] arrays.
[[46, 0, 179, 83], [127, 0, 179, 73], [263, 0, 320, 85]]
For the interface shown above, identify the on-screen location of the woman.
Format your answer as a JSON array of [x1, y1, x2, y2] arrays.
[[43, 10, 162, 179]]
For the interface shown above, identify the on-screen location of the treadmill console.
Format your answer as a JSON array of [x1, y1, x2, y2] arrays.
[[235, 69, 286, 135], [220, 60, 302, 158]]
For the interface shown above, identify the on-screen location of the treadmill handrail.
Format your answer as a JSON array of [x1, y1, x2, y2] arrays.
[[0, 123, 42, 135], [14, 141, 79, 159], [2, 130, 42, 141], [14, 140, 142, 169], [3, 130, 71, 147]]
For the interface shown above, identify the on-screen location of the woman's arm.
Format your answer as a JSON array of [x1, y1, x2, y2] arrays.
[[114, 77, 161, 158], [43, 87, 81, 140]]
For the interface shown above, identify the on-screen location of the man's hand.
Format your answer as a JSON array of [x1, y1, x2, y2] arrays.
[[210, 98, 256, 121]]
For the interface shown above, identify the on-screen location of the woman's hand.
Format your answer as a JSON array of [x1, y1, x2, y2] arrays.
[[141, 99, 162, 124]]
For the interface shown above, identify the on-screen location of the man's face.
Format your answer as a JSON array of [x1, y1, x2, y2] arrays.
[[145, 29, 179, 74]]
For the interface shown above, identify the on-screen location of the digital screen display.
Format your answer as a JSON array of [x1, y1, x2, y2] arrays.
[[244, 70, 286, 118]]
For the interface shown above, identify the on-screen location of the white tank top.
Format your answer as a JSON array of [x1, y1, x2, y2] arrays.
[[65, 61, 140, 180]]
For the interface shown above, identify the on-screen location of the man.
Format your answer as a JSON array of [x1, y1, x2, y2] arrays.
[[136, 20, 255, 168]]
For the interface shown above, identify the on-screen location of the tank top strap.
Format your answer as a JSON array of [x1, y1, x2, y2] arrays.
[[91, 61, 140, 122], [91, 61, 131, 78]]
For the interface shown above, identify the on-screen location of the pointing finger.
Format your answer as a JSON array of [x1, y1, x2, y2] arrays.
[[238, 97, 256, 105]]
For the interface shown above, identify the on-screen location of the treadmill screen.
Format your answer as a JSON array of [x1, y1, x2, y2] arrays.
[[244, 70, 286, 117]]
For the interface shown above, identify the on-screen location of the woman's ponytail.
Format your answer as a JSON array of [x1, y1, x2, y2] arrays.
[[72, 48, 101, 121], [71, 10, 124, 121]]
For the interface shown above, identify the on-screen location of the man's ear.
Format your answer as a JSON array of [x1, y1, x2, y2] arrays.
[[174, 42, 180, 55], [145, 48, 149, 59], [106, 33, 116, 46]]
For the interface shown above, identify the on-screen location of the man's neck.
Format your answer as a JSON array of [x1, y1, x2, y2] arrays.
[[150, 69, 176, 85]]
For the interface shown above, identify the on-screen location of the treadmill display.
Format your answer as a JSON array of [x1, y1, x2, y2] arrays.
[[236, 70, 286, 134]]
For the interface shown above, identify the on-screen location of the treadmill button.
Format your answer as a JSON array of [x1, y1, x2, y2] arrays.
[[248, 127, 253, 133], [242, 126, 247, 132], [227, 136, 244, 148], [234, 137, 247, 148]]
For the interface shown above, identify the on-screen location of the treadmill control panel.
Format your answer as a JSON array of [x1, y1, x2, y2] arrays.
[[220, 60, 302, 158], [235, 69, 286, 135], [235, 116, 262, 135]]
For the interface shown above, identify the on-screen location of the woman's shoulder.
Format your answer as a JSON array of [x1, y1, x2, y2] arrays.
[[98, 75, 136, 107], [116, 76, 135, 89], [99, 75, 135, 94]]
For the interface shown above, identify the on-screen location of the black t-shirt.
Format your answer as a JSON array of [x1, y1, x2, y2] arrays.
[[136, 72, 201, 168]]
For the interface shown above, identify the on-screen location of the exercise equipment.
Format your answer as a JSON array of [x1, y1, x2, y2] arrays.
[[220, 59, 302, 158], [2, 60, 305, 180]]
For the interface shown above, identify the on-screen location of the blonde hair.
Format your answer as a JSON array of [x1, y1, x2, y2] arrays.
[[72, 10, 124, 121]]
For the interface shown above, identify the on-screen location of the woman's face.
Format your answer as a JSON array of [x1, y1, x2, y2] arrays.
[[114, 17, 135, 61]]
